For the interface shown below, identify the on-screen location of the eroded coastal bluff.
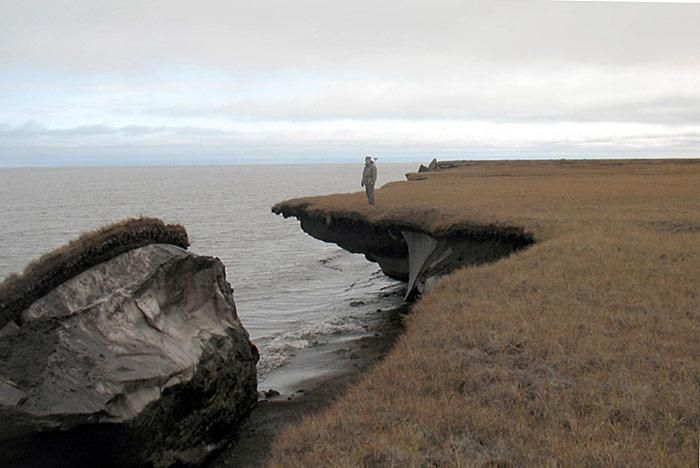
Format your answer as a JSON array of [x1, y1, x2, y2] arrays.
[[268, 159, 700, 467], [0, 160, 698, 467], [272, 197, 533, 299], [0, 219, 258, 467]]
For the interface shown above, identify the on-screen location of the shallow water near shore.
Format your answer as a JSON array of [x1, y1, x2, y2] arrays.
[[0, 163, 414, 384]]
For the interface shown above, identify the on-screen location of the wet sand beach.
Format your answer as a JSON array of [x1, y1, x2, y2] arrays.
[[210, 302, 408, 467]]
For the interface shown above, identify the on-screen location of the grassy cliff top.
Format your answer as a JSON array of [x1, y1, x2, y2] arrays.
[[269, 159, 700, 467], [273, 158, 700, 241]]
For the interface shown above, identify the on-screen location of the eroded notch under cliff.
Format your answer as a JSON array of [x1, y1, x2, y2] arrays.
[[273, 205, 534, 299]]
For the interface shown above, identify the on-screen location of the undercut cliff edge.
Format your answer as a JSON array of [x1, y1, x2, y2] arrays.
[[268, 159, 700, 467], [272, 203, 534, 300]]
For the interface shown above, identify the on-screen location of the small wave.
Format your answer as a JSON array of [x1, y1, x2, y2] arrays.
[[318, 252, 346, 271], [255, 309, 374, 380]]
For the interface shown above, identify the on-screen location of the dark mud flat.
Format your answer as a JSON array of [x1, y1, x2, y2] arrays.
[[209, 303, 408, 468]]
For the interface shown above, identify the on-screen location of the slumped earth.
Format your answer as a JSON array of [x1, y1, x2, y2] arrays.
[[267, 159, 700, 467]]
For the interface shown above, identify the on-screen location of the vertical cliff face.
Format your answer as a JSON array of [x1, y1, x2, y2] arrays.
[[272, 205, 534, 299], [0, 244, 258, 467]]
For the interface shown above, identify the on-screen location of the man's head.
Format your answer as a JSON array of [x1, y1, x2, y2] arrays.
[[365, 156, 373, 164]]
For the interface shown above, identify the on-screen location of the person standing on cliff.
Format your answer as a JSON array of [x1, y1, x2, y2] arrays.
[[361, 156, 377, 205]]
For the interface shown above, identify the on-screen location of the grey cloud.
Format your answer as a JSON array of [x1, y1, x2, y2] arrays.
[[1, 122, 117, 138], [2, 120, 699, 150], [553, 96, 700, 124], [117, 125, 228, 137], [0, 122, 231, 141], [1, 0, 699, 74], [0, 121, 125, 137], [145, 90, 700, 125]]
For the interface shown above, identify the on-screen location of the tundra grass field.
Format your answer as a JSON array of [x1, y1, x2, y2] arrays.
[[269, 159, 699, 467]]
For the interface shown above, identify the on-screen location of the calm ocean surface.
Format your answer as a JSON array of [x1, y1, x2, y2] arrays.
[[0, 164, 414, 380]]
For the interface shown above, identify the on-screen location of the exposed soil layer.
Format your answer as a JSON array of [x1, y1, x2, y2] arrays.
[[0, 217, 188, 329], [272, 204, 533, 298], [0, 244, 258, 468]]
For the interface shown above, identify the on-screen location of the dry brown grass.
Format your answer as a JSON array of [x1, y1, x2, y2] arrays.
[[0, 217, 188, 329], [269, 159, 700, 467]]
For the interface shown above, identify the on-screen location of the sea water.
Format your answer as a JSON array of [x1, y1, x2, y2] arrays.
[[0, 164, 414, 381]]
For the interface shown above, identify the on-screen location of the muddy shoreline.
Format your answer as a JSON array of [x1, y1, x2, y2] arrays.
[[209, 302, 409, 467]]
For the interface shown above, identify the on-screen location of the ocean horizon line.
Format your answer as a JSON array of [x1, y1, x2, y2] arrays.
[[1, 154, 699, 170]]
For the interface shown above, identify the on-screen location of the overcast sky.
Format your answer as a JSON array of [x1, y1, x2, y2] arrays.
[[1, 0, 699, 166]]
